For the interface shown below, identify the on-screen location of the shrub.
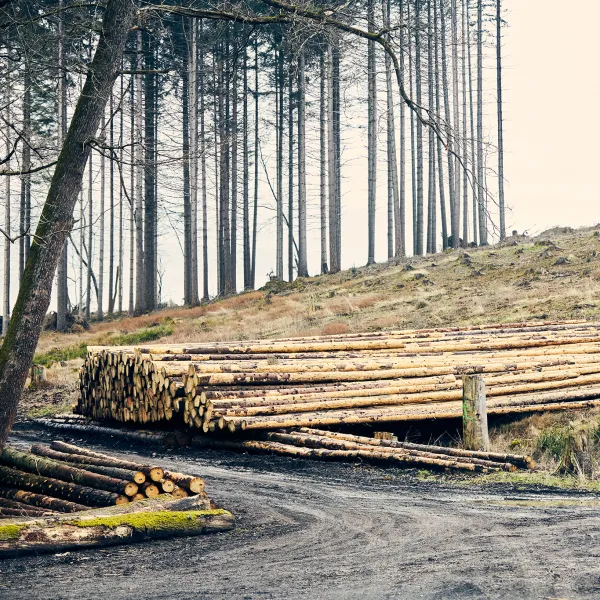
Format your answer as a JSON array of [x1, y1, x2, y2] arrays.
[[537, 424, 570, 461], [322, 322, 349, 335]]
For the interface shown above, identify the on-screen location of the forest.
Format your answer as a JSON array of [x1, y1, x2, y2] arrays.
[[0, 0, 506, 444], [0, 0, 505, 321]]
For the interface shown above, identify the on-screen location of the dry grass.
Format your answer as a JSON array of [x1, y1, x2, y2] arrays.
[[34, 225, 600, 368]]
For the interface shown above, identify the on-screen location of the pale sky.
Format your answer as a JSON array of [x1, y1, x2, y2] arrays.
[[500, 0, 600, 234]]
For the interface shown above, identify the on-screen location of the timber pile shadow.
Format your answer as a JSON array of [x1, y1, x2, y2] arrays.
[[35, 414, 534, 475], [0, 442, 234, 558]]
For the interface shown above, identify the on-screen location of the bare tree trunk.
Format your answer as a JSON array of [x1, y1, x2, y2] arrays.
[[98, 111, 105, 321], [332, 46, 342, 272], [397, 0, 406, 258], [251, 38, 259, 288], [214, 61, 221, 296], [440, 0, 458, 249], [466, 0, 478, 245], [200, 21, 209, 301], [384, 0, 399, 260], [451, 0, 461, 244], [276, 46, 284, 280], [243, 46, 251, 290], [476, 0, 487, 244], [182, 20, 192, 305], [434, 0, 448, 250], [128, 65, 135, 315], [108, 93, 115, 316], [19, 70, 31, 283], [426, 0, 436, 254], [414, 1, 424, 256], [86, 154, 93, 320], [496, 0, 505, 241], [118, 75, 124, 314], [297, 53, 308, 278], [56, 0, 69, 330], [287, 59, 294, 282], [143, 30, 157, 310], [231, 43, 238, 293], [0, 0, 136, 449], [189, 18, 200, 303], [327, 45, 337, 273], [134, 29, 144, 314], [407, 0, 417, 255], [319, 50, 328, 274], [3, 79, 11, 335], [367, 0, 377, 265], [462, 0, 469, 245]]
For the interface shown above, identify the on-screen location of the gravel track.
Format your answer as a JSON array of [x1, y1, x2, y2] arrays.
[[2, 430, 600, 599]]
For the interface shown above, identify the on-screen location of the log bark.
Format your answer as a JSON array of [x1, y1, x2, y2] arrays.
[[0, 487, 88, 512], [0, 497, 233, 558], [0, 466, 127, 507], [297, 427, 534, 470], [462, 375, 490, 451], [2, 447, 138, 496], [46, 442, 164, 482]]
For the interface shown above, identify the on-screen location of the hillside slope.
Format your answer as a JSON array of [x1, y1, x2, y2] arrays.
[[36, 225, 600, 358]]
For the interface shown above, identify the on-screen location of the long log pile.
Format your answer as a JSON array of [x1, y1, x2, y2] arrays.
[[190, 427, 534, 473], [76, 320, 600, 433], [0, 442, 209, 517]]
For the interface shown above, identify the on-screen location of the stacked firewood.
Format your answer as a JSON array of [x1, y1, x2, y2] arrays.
[[76, 320, 600, 432], [0, 442, 207, 517], [192, 427, 534, 474]]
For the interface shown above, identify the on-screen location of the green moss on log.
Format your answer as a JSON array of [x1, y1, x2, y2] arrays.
[[0, 524, 28, 540], [70, 509, 229, 532]]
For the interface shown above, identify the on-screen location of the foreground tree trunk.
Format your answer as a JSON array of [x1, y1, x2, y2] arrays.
[[0, 0, 136, 449]]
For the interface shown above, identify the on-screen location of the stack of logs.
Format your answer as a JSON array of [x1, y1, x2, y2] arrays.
[[76, 320, 600, 433], [0, 442, 207, 518], [191, 428, 534, 474]]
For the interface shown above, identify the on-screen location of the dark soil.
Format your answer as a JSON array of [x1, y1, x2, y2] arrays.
[[17, 384, 77, 419], [2, 427, 600, 599]]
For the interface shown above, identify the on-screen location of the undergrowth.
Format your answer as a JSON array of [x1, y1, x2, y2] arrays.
[[34, 323, 173, 367]]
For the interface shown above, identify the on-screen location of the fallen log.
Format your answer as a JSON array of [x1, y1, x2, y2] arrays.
[[0, 496, 234, 558], [47, 442, 164, 482], [1, 447, 138, 497], [63, 462, 146, 485], [163, 471, 205, 494], [37, 419, 171, 446], [296, 428, 535, 469], [0, 497, 58, 516], [262, 431, 517, 471], [0, 466, 128, 507], [0, 487, 88, 513], [190, 437, 499, 473]]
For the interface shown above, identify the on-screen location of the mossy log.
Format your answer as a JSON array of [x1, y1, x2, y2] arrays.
[[2, 448, 138, 497], [0, 487, 88, 512], [0, 495, 234, 558], [0, 466, 127, 507]]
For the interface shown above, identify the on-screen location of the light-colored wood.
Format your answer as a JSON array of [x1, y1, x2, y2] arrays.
[[462, 375, 490, 452]]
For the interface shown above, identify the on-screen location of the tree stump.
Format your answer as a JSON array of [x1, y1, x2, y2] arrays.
[[462, 374, 490, 452]]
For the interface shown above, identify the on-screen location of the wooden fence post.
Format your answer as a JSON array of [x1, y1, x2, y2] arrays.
[[462, 374, 490, 451]]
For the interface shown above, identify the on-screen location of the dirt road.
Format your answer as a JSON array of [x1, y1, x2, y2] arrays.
[[2, 431, 600, 599]]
